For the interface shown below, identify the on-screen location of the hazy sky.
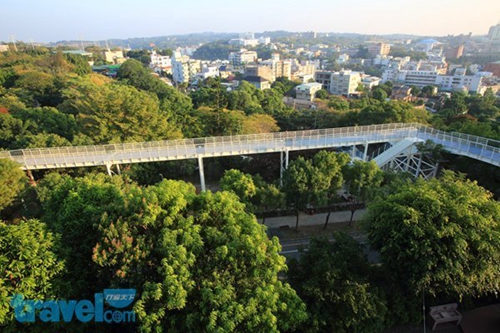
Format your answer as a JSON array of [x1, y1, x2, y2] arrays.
[[2, 0, 500, 43]]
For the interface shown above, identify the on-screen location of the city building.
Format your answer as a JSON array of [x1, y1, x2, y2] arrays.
[[245, 65, 275, 82], [381, 67, 491, 94], [295, 82, 323, 101], [102, 50, 126, 64], [445, 45, 464, 59], [0, 45, 9, 52], [361, 74, 381, 89], [488, 22, 500, 41], [315, 70, 362, 96], [229, 49, 258, 67], [368, 43, 391, 56], [200, 65, 219, 79], [391, 86, 414, 102], [150, 51, 172, 74], [484, 61, 500, 77], [172, 52, 201, 84], [242, 76, 271, 90]]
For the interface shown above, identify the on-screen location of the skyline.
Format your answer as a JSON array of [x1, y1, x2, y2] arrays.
[[2, 0, 500, 43]]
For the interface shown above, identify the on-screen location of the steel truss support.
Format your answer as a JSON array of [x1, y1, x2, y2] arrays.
[[381, 147, 439, 179]]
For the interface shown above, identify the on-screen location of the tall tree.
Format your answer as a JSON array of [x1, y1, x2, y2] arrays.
[[219, 169, 257, 209], [365, 171, 500, 299], [0, 219, 64, 330], [288, 233, 388, 333], [312, 151, 350, 228], [343, 160, 383, 225], [282, 157, 314, 230], [0, 158, 26, 213], [63, 82, 182, 143]]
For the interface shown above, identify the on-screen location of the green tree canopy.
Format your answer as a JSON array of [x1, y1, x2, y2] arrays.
[[0, 219, 64, 328], [288, 233, 388, 333], [343, 160, 383, 224], [0, 158, 26, 213], [62, 82, 182, 143], [365, 171, 500, 299]]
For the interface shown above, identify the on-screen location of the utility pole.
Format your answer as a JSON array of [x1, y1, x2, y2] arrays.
[[79, 35, 85, 51], [10, 35, 17, 52]]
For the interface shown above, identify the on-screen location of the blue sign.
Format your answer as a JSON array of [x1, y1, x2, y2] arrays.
[[10, 289, 136, 324]]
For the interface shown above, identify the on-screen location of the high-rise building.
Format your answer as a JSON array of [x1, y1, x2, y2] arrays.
[[488, 22, 500, 41]]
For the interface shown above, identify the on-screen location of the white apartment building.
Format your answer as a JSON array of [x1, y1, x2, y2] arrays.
[[361, 74, 381, 89], [315, 70, 361, 96], [229, 49, 258, 67], [150, 51, 172, 73], [200, 65, 219, 79], [295, 82, 323, 102], [172, 52, 201, 84], [381, 68, 490, 94]]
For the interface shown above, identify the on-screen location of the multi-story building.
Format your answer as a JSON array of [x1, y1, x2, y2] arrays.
[[445, 45, 464, 59], [259, 54, 292, 80], [404, 70, 439, 87], [295, 82, 323, 101], [484, 61, 500, 77], [172, 52, 201, 84], [361, 74, 381, 90], [200, 65, 219, 79], [243, 76, 271, 90], [150, 51, 172, 74], [102, 50, 125, 64], [315, 70, 332, 91], [488, 23, 500, 41], [245, 65, 275, 82], [315, 70, 361, 96], [381, 68, 490, 94], [229, 49, 258, 67], [368, 43, 391, 56]]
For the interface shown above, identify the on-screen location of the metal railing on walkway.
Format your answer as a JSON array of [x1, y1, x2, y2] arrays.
[[0, 123, 498, 170]]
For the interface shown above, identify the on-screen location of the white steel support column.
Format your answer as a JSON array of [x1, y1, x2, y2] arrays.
[[198, 156, 206, 192], [363, 143, 369, 161], [116, 164, 121, 175], [105, 163, 112, 176], [280, 149, 290, 186], [351, 145, 356, 159]]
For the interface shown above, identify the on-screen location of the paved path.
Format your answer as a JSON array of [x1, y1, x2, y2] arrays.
[[263, 209, 367, 229]]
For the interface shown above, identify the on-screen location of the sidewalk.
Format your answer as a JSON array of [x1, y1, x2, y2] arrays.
[[263, 209, 367, 229]]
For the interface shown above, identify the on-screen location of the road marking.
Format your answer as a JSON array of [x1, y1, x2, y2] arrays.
[[280, 250, 299, 254]]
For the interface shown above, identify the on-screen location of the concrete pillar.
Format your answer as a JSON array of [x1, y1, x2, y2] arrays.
[[116, 164, 121, 175], [351, 145, 356, 159], [106, 163, 112, 176], [198, 156, 206, 192]]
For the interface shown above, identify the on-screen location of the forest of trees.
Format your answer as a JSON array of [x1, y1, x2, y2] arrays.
[[0, 49, 499, 332]]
